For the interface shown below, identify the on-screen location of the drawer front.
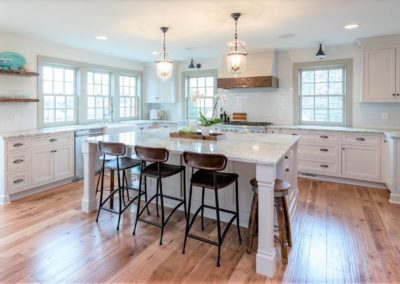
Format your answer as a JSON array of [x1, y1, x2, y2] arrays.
[[341, 134, 381, 146], [279, 129, 339, 144], [7, 152, 29, 173], [31, 132, 73, 148], [7, 172, 29, 194], [298, 159, 340, 176], [298, 144, 338, 161], [7, 138, 29, 151]]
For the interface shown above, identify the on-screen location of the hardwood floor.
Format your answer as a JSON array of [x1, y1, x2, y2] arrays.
[[1, 178, 400, 283]]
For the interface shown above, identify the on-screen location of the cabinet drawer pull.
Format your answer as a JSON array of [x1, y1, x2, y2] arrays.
[[320, 135, 329, 139], [13, 178, 24, 184], [355, 137, 366, 141], [320, 148, 329, 152], [13, 159, 24, 164], [51, 150, 58, 153], [291, 133, 298, 136], [49, 138, 58, 143], [13, 143, 24, 148], [320, 164, 329, 168]]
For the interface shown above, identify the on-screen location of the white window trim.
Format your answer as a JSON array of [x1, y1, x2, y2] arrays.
[[293, 59, 353, 127], [182, 69, 218, 119], [37, 56, 142, 128], [115, 73, 141, 121]]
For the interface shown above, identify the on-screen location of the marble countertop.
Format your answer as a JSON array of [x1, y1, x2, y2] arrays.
[[269, 124, 400, 137], [86, 128, 299, 166], [0, 120, 179, 139]]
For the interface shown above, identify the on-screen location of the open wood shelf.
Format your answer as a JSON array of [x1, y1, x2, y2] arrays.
[[0, 69, 39, 77], [0, 98, 39, 103]]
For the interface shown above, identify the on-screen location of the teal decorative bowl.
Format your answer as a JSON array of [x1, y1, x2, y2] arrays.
[[0, 52, 27, 71]]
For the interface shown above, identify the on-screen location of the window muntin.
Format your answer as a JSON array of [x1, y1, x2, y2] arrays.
[[299, 66, 346, 125], [87, 71, 111, 121], [186, 76, 215, 119], [119, 75, 138, 118], [42, 65, 76, 124]]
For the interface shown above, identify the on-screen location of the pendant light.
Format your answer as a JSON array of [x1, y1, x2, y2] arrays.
[[188, 59, 201, 69], [226, 12, 248, 76], [315, 43, 326, 59], [155, 27, 173, 81]]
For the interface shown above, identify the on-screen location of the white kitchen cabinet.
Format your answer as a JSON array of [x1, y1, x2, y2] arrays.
[[144, 64, 177, 103], [359, 35, 400, 102], [53, 144, 74, 181], [341, 145, 381, 181], [31, 146, 54, 186], [363, 48, 397, 101]]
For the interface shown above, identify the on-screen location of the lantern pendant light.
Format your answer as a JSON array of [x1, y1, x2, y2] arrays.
[[155, 27, 173, 81], [226, 12, 248, 76]]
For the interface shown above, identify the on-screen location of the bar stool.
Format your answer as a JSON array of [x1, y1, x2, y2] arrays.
[[133, 146, 186, 245], [96, 142, 142, 230], [182, 151, 242, 267], [246, 178, 292, 265]]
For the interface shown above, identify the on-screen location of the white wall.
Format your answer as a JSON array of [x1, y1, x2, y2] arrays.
[[0, 31, 142, 132]]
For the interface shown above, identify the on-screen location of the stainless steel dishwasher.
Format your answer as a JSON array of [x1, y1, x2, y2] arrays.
[[74, 127, 105, 180]]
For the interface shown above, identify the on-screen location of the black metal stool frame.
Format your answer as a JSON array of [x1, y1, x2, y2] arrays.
[[96, 144, 144, 230], [133, 155, 187, 246], [182, 162, 242, 267]]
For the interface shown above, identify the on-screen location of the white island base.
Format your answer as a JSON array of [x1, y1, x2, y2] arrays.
[[82, 129, 299, 278]]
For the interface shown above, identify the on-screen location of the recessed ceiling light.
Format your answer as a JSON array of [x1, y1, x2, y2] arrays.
[[344, 24, 359, 30], [278, 33, 295, 39], [96, 35, 108, 40]]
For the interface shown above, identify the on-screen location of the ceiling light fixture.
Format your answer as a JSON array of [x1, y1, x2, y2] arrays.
[[315, 43, 326, 59], [188, 59, 201, 69], [155, 27, 173, 81], [96, 35, 108, 40], [226, 12, 248, 76], [344, 24, 359, 30]]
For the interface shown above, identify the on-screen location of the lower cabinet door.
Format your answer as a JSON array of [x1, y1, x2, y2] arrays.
[[53, 144, 74, 181], [341, 145, 381, 181], [31, 147, 54, 186]]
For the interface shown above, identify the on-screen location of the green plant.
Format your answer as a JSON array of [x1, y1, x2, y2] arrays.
[[199, 112, 223, 127]]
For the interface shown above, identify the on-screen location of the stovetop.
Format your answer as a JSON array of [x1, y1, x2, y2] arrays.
[[223, 121, 273, 127]]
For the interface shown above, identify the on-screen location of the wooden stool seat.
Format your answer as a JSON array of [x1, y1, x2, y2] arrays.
[[246, 178, 292, 265]]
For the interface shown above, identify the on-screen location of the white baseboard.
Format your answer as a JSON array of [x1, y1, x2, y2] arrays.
[[298, 172, 388, 189]]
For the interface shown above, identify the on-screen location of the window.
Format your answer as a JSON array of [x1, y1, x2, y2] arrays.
[[42, 65, 76, 124], [119, 75, 138, 119], [184, 70, 217, 119], [39, 56, 142, 127], [87, 71, 111, 121], [294, 59, 352, 127]]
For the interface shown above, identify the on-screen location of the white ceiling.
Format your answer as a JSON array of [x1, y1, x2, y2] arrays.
[[0, 0, 400, 63]]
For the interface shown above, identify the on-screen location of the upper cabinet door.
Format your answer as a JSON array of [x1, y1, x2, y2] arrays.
[[363, 48, 397, 102], [144, 65, 177, 103]]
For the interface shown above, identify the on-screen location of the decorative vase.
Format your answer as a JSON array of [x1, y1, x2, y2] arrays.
[[201, 126, 210, 136]]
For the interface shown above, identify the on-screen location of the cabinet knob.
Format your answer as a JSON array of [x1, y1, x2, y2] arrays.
[[342, 147, 345, 150], [393, 93, 396, 97], [285, 168, 290, 172], [397, 94, 400, 96]]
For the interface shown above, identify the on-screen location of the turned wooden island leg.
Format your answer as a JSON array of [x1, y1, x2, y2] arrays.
[[82, 141, 98, 213]]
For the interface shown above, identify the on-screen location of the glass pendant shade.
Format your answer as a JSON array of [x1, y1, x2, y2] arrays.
[[156, 51, 173, 81], [155, 27, 173, 81], [226, 13, 248, 76]]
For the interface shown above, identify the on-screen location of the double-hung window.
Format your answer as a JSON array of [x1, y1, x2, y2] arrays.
[[184, 70, 217, 119], [87, 71, 111, 122], [42, 64, 77, 125], [118, 75, 138, 119], [295, 59, 352, 126]]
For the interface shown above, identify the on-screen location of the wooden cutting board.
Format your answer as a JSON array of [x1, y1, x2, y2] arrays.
[[232, 112, 247, 121]]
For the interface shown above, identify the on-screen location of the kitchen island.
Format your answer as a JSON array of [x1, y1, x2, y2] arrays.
[[82, 128, 299, 278]]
